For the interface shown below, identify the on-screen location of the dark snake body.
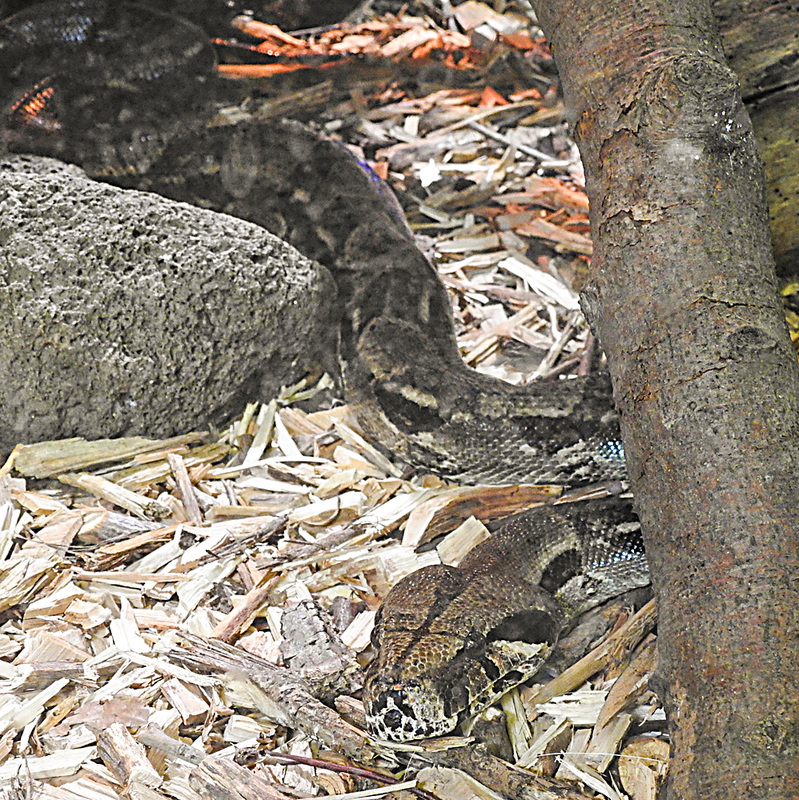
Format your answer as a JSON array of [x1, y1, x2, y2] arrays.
[[1, 0, 650, 741]]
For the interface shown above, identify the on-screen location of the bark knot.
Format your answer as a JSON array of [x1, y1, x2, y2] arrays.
[[726, 326, 776, 358]]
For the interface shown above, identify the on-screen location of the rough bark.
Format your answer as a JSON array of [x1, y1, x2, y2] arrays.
[[529, 0, 799, 797]]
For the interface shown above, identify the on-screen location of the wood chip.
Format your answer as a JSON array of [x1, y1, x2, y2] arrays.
[[58, 473, 171, 520], [617, 736, 670, 800], [12, 435, 205, 478], [97, 723, 162, 789]]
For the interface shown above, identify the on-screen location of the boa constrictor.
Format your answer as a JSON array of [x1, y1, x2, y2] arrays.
[[0, 0, 650, 742]]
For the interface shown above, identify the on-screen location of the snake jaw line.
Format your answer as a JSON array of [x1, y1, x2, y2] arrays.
[[365, 679, 459, 742]]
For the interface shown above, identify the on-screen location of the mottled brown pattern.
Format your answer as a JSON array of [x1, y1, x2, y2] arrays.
[[1, 1, 651, 743], [364, 497, 648, 739]]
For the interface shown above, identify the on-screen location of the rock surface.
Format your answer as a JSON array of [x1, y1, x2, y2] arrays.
[[0, 155, 334, 454]]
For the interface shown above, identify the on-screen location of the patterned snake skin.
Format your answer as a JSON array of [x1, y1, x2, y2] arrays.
[[0, 0, 650, 742]]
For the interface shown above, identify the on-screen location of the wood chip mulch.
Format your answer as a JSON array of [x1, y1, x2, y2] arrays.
[[0, 4, 670, 800]]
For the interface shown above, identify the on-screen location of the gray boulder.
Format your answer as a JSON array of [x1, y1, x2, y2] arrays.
[[0, 155, 335, 454]]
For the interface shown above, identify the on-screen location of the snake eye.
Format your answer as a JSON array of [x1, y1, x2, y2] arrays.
[[462, 630, 485, 650], [383, 708, 403, 729]]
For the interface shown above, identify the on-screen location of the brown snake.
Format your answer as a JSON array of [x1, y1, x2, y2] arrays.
[[0, 0, 651, 741]]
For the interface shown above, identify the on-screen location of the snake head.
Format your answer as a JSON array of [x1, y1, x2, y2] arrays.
[[363, 675, 460, 741], [363, 561, 563, 742], [363, 626, 554, 742]]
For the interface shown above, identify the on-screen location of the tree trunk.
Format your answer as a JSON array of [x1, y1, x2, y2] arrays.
[[529, 0, 799, 797]]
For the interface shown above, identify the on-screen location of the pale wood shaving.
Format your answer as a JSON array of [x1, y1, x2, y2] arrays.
[[435, 516, 490, 566], [58, 474, 171, 521], [617, 736, 669, 800], [10, 435, 206, 479], [523, 599, 658, 709], [98, 723, 162, 789], [556, 754, 624, 800], [0, 745, 98, 784], [517, 717, 572, 772], [595, 635, 658, 729]]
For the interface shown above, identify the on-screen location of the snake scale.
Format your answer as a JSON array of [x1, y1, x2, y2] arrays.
[[1, 0, 651, 742]]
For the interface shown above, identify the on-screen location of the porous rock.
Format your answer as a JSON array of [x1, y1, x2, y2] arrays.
[[0, 155, 334, 454]]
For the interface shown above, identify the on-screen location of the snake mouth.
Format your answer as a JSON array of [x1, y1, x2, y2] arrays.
[[365, 681, 458, 742]]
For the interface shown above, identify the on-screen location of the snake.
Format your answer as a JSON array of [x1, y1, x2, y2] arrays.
[[0, 0, 651, 742]]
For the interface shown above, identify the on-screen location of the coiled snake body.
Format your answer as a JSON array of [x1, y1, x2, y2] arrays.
[[0, 0, 650, 741]]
